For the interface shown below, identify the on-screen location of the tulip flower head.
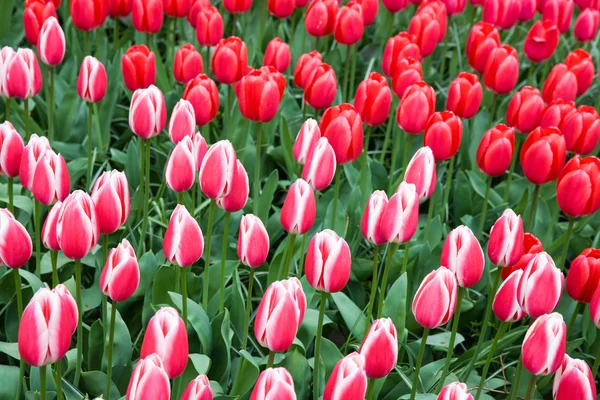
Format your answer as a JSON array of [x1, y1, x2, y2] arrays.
[[100, 239, 140, 302], [522, 313, 566, 376], [305, 229, 352, 293]]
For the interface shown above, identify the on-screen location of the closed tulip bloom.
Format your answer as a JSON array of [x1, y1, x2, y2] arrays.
[[488, 209, 524, 267], [446, 72, 482, 119], [523, 20, 559, 63], [522, 313, 566, 375], [0, 122, 24, 178], [561, 106, 600, 154], [520, 126, 566, 185], [140, 307, 188, 378], [565, 49, 595, 97], [574, 0, 599, 8], [320, 104, 364, 164], [164, 0, 191, 17], [334, 1, 365, 45], [18, 285, 77, 366], [383, 0, 408, 11], [268, 0, 294, 17], [382, 32, 421, 77], [223, 0, 252, 12], [195, 5, 223, 46], [517, 252, 564, 317], [236, 69, 282, 123], [183, 74, 219, 126], [501, 232, 543, 279], [391, 57, 423, 99], [483, 44, 518, 94], [19, 134, 51, 191], [361, 191, 389, 245], [217, 159, 249, 212], [441, 225, 484, 287], [42, 202, 62, 251], [71, 0, 109, 30], [443, 0, 466, 14], [0, 47, 16, 98], [397, 81, 436, 134], [168, 100, 195, 144], [303, 137, 336, 191], [129, 85, 166, 139], [32, 150, 70, 206], [38, 17, 65, 66], [413, 267, 458, 329], [0, 209, 33, 268], [506, 87, 544, 133], [264, 38, 291, 72], [173, 44, 203, 84], [482, 0, 521, 29], [540, 99, 576, 130], [305, 0, 337, 37], [354, 72, 392, 127], [408, 9, 442, 57], [24, 0, 57, 45], [438, 382, 474, 400], [91, 170, 130, 234], [518, 0, 537, 21], [100, 239, 139, 301], [111, 0, 133, 17], [280, 179, 316, 234], [77, 56, 108, 103], [238, 214, 269, 267], [126, 354, 171, 400], [557, 156, 600, 217], [192, 133, 208, 171], [359, 318, 398, 378], [181, 375, 213, 400], [380, 182, 419, 243], [132, 0, 163, 32], [4, 48, 42, 99], [166, 136, 196, 192], [553, 355, 596, 400], [404, 146, 436, 200], [251, 368, 296, 400], [305, 229, 352, 292], [418, 0, 448, 37], [212, 37, 248, 84], [476, 124, 515, 176], [542, 63, 578, 104], [493, 269, 526, 322], [323, 352, 367, 400], [304, 63, 337, 110], [574, 9, 600, 42], [466, 22, 500, 74], [121, 45, 156, 91], [566, 248, 600, 303], [199, 140, 236, 199], [57, 191, 99, 260], [542, 0, 574, 33], [356, 0, 377, 25], [164, 205, 204, 266], [423, 111, 463, 161], [293, 118, 320, 164], [293, 50, 322, 89]]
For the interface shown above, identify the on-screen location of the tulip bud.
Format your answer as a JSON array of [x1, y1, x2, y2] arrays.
[[493, 269, 526, 322], [168, 100, 195, 144], [466, 22, 500, 74], [24, 0, 57, 46], [182, 74, 219, 127], [293, 119, 320, 164], [304, 62, 337, 110], [71, 0, 109, 30], [446, 72, 482, 119], [542, 63, 578, 104], [57, 191, 99, 260], [354, 72, 392, 127], [38, 17, 65, 66], [305, 229, 352, 292], [518, 252, 564, 317], [523, 20, 559, 63], [361, 191, 389, 245], [31, 150, 70, 206], [359, 318, 398, 378], [574, 9, 600, 42], [0, 47, 16, 98], [217, 159, 249, 212], [192, 133, 208, 171], [269, 0, 294, 17], [111, 0, 133, 17], [423, 111, 463, 161], [505, 86, 544, 133], [280, 179, 316, 234], [520, 126, 566, 185], [390, 57, 423, 99], [238, 214, 269, 267], [381, 182, 419, 243], [334, 1, 364, 45], [397, 81, 436, 134], [212, 37, 248, 84], [487, 209, 524, 267], [443, 0, 466, 14], [382, 32, 420, 77], [164, 0, 192, 17], [127, 353, 171, 400], [574, 0, 599, 9], [222, 0, 252, 13], [383, 0, 408, 11], [522, 313, 566, 376], [557, 155, 600, 217], [0, 209, 33, 268], [166, 136, 196, 193], [565, 49, 594, 97], [237, 69, 282, 123], [91, 170, 130, 234], [100, 239, 139, 302], [518, 0, 536, 21], [18, 285, 78, 366], [404, 146, 436, 201], [264, 38, 291, 73], [250, 368, 296, 400], [4, 48, 43, 99], [173, 44, 203, 84], [303, 137, 336, 191], [320, 103, 364, 164], [482, 0, 521, 29], [195, 5, 223, 46], [413, 267, 458, 329], [255, 277, 306, 352], [19, 134, 51, 191], [305, 0, 337, 37], [566, 248, 600, 304], [42, 201, 62, 251], [323, 352, 367, 400], [501, 232, 543, 279], [476, 124, 515, 177], [293, 50, 322, 89], [542, 0, 574, 33], [0, 122, 24, 178], [129, 85, 166, 139], [199, 140, 237, 199], [553, 355, 596, 400], [441, 225, 484, 288], [437, 382, 474, 400], [408, 9, 442, 57], [122, 45, 156, 91], [418, 0, 448, 37], [357, 0, 378, 25], [540, 99, 575, 130], [164, 205, 204, 267], [132, 0, 164, 33], [181, 375, 213, 400], [483, 44, 519, 94], [561, 106, 600, 155], [77, 56, 108, 103]]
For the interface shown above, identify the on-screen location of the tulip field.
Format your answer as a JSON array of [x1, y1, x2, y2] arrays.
[[3, 0, 600, 398]]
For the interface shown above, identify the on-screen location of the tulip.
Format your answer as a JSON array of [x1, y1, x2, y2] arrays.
[[446, 72, 483, 119], [251, 368, 296, 400], [195, 5, 223, 46], [199, 140, 237, 199], [592, 287, 600, 328], [361, 191, 389, 245], [0, 209, 33, 268], [166, 136, 196, 193], [418, 0, 448, 37], [293, 118, 320, 164], [19, 134, 51, 192], [32, 150, 70, 206], [397, 81, 436, 134], [91, 170, 129, 236], [334, 1, 364, 45], [57, 190, 100, 260], [476, 124, 515, 178], [540, 99, 576, 130], [168, 100, 195, 144], [359, 318, 398, 378], [441, 226, 484, 287], [404, 146, 436, 200], [132, 0, 163, 33], [501, 232, 544, 279], [121, 45, 156, 91], [304, 62, 337, 110], [357, 0, 378, 25], [323, 352, 368, 400], [382, 32, 421, 77], [379, 182, 419, 244], [575, 0, 599, 8], [466, 22, 500, 74], [390, 57, 423, 99], [182, 74, 219, 126], [216, 159, 249, 212], [212, 37, 248, 84], [24, 0, 57, 45], [238, 214, 269, 267], [517, 252, 564, 317], [565, 49, 595, 97], [38, 17, 65, 66], [303, 137, 336, 191], [164, 204, 204, 267], [556, 155, 600, 218], [129, 85, 166, 139], [111, 0, 133, 17], [0, 122, 24, 179], [140, 307, 188, 379], [164, 0, 192, 17], [293, 50, 322, 88], [305, 0, 337, 37], [522, 313, 566, 375], [0, 47, 16, 99], [236, 69, 282, 123], [542, 0, 574, 33], [70, 0, 109, 30], [438, 382, 474, 400], [520, 126, 566, 185], [493, 269, 526, 322], [383, 0, 409, 11], [553, 355, 596, 400], [181, 375, 213, 400], [561, 106, 600, 154], [305, 229, 352, 292], [566, 248, 600, 304], [523, 20, 559, 63], [413, 267, 458, 329], [192, 132, 208, 171], [542, 63, 578, 104], [77, 56, 108, 103], [574, 9, 600, 42], [264, 38, 291, 73], [320, 103, 364, 164], [423, 111, 463, 161], [518, 0, 537, 20], [408, 8, 442, 57], [443, 0, 466, 14], [354, 72, 392, 126], [100, 239, 139, 302], [483, 44, 518, 95], [280, 179, 316, 234], [4, 48, 42, 100], [126, 354, 171, 400], [173, 44, 203, 84], [482, 0, 521, 29], [255, 278, 306, 352], [488, 209, 524, 267], [268, 0, 294, 17], [505, 87, 544, 133]]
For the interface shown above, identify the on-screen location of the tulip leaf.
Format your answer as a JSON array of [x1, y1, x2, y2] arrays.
[[0, 365, 19, 399], [87, 320, 104, 372], [258, 169, 279, 224], [280, 116, 297, 179], [101, 303, 133, 378], [169, 292, 213, 355], [0, 341, 19, 360], [80, 370, 121, 399], [209, 310, 233, 387], [229, 268, 246, 347], [282, 349, 311, 400], [229, 350, 260, 397], [331, 291, 368, 342], [189, 354, 211, 376], [383, 272, 408, 341]]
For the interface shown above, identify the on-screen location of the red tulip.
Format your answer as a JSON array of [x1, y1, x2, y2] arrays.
[[487, 209, 524, 267], [110, 0, 133, 17], [24, 0, 57, 45], [442, 0, 466, 14], [132, 0, 163, 32], [517, 252, 564, 317], [0, 122, 24, 178], [181, 375, 213, 400], [303, 63, 337, 110], [166, 136, 196, 193], [129, 85, 166, 139], [557, 155, 600, 217], [91, 170, 130, 234], [540, 99, 576, 130], [438, 383, 474, 400], [413, 267, 458, 329], [164, 204, 204, 266], [250, 368, 296, 400], [268, 0, 295, 18], [575, 9, 600, 42], [542, 63, 578, 104], [294, 50, 322, 89], [382, 32, 420, 77], [237, 214, 270, 267], [380, 182, 420, 243], [441, 225, 484, 287], [173, 44, 203, 84], [493, 269, 526, 322], [0, 47, 16, 98], [199, 140, 237, 199], [57, 191, 100, 260], [0, 209, 33, 268], [408, 8, 442, 57], [505, 86, 544, 133], [195, 5, 223, 46], [383, 0, 409, 11], [38, 17, 65, 66], [302, 137, 336, 191], [293, 118, 320, 164], [523, 20, 559, 62], [236, 69, 282, 123], [122, 45, 156, 91], [32, 150, 70, 206], [553, 355, 597, 400], [305, 229, 352, 292], [397, 81, 436, 134], [483, 44, 518, 94], [19, 134, 51, 191], [542, 0, 574, 33], [280, 178, 316, 234], [354, 72, 392, 127], [418, 0, 448, 38], [4, 48, 42, 99], [359, 318, 398, 378], [182, 74, 219, 126], [296, 0, 310, 8], [566, 248, 600, 304], [164, 0, 191, 17], [404, 146, 436, 200], [323, 353, 367, 400], [320, 103, 364, 164], [77, 56, 108, 103], [522, 313, 566, 375], [446, 72, 482, 119], [482, 0, 521, 29], [574, 0, 599, 9], [212, 37, 248, 84], [518, 0, 537, 20], [42, 202, 62, 251], [501, 232, 543, 279], [168, 99, 196, 144], [520, 126, 566, 185], [70, 0, 109, 30], [357, 0, 378, 25], [423, 110, 463, 161], [476, 124, 514, 176], [561, 106, 600, 154], [334, 1, 364, 45], [305, 0, 338, 37], [264, 38, 291, 73], [391, 57, 423, 99], [565, 49, 595, 96], [223, 0, 252, 13], [216, 159, 249, 212], [127, 354, 171, 400], [466, 22, 500, 74], [361, 191, 389, 245], [100, 239, 139, 302]]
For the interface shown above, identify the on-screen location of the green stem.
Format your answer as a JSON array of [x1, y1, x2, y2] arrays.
[[558, 218, 575, 270], [525, 185, 540, 232], [342, 45, 351, 102], [366, 378, 375, 400], [423, 190, 436, 242], [439, 29, 449, 80], [242, 268, 255, 349], [14, 268, 24, 400], [297, 233, 308, 277], [524, 374, 536, 400], [219, 212, 231, 312], [475, 322, 509, 400], [591, 343, 600, 376], [254, 123, 263, 215], [388, 126, 402, 192], [40, 364, 47, 400], [51, 250, 58, 287], [8, 177, 13, 213], [54, 360, 63, 400], [205, 46, 211, 77], [478, 176, 493, 238], [409, 328, 430, 400], [400, 240, 411, 275], [5, 98, 10, 122], [34, 200, 41, 279], [191, 183, 197, 213], [48, 67, 54, 141], [113, 19, 119, 45], [202, 200, 216, 310], [137, 139, 151, 255], [267, 350, 275, 368], [313, 291, 328, 400], [24, 99, 30, 141], [567, 302, 583, 336], [503, 133, 522, 203], [437, 287, 465, 391], [441, 156, 455, 223], [177, 191, 183, 205], [74, 259, 83, 386], [377, 243, 399, 319], [258, 0, 267, 55], [104, 300, 117, 400], [86, 29, 91, 60], [182, 267, 188, 325], [366, 245, 380, 325], [281, 234, 297, 279], [349, 44, 357, 101], [400, 133, 413, 181], [330, 167, 342, 231], [489, 93, 497, 128], [509, 360, 523, 400], [87, 102, 93, 187], [169, 17, 176, 72]]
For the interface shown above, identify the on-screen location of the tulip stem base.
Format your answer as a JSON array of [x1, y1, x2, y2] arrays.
[[7, 177, 13, 213], [524, 375, 536, 400], [137, 139, 151, 256], [182, 268, 188, 325], [558, 217, 575, 271], [441, 156, 455, 223], [267, 350, 275, 369], [525, 184, 540, 232], [253, 123, 263, 216], [219, 212, 231, 312], [34, 200, 41, 279], [474, 321, 509, 400], [297, 233, 308, 277], [74, 259, 83, 386], [478, 176, 493, 239], [377, 243, 399, 319], [40, 365, 47, 400], [437, 287, 465, 392], [330, 167, 342, 232], [313, 291, 328, 400], [366, 245, 380, 326], [105, 300, 117, 400], [203, 200, 216, 311], [366, 378, 375, 400], [409, 328, 430, 400], [281, 234, 296, 279], [87, 103, 93, 188], [503, 133, 522, 203], [51, 250, 58, 287], [24, 99, 30, 141], [13, 268, 25, 400], [242, 268, 255, 350], [54, 360, 63, 400]]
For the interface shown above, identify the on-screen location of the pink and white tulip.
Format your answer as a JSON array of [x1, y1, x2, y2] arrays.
[[100, 239, 140, 302], [91, 170, 130, 234], [305, 229, 352, 293], [441, 225, 484, 288], [163, 205, 204, 267], [238, 214, 270, 268]]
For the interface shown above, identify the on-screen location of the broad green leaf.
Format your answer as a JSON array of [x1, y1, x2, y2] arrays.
[[169, 292, 213, 355]]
